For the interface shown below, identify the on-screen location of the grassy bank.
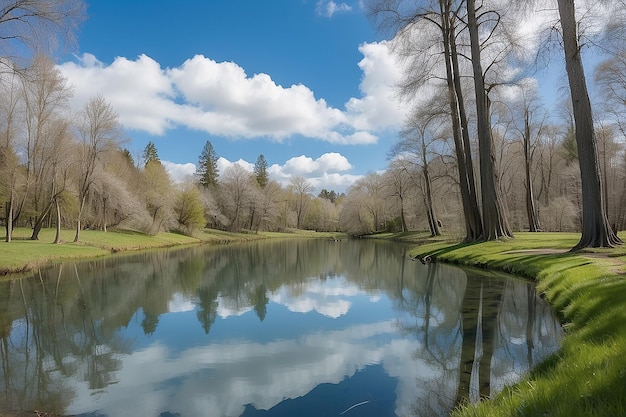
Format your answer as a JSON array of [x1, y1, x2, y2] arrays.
[[0, 227, 344, 276], [409, 232, 626, 417]]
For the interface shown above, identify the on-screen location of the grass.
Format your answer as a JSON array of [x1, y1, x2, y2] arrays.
[[408, 231, 626, 417], [0, 227, 346, 276]]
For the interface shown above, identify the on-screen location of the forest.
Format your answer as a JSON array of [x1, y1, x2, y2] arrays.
[[1, 0, 625, 250]]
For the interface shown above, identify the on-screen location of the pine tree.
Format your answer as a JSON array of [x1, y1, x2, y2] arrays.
[[253, 154, 269, 188], [196, 140, 219, 188], [142, 141, 159, 167]]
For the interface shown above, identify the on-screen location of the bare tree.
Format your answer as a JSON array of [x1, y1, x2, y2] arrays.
[[19, 55, 72, 239], [393, 97, 450, 236], [0, 66, 23, 242], [289, 176, 313, 230], [73, 96, 123, 242], [219, 163, 252, 231], [365, 0, 483, 241], [0, 0, 85, 69], [466, 0, 513, 240], [595, 51, 626, 138], [556, 0, 621, 249]]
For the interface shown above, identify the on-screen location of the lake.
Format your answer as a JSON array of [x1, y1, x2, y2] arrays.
[[0, 239, 563, 417]]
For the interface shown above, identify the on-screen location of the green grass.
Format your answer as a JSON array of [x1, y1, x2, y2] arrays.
[[0, 227, 346, 276], [410, 231, 626, 417]]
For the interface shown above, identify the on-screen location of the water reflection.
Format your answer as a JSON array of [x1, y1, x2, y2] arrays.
[[0, 239, 563, 417]]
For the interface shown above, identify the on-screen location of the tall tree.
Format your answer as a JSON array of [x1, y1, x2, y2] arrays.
[[0, 67, 22, 242], [365, 0, 483, 242], [556, 0, 621, 249], [196, 140, 219, 188], [19, 56, 73, 240], [219, 163, 252, 231], [74, 96, 122, 242], [466, 0, 513, 240], [253, 154, 269, 188], [289, 176, 313, 229], [142, 141, 159, 167]]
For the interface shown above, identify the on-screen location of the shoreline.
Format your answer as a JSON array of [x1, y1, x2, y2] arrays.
[[0, 227, 344, 278], [409, 231, 626, 417]]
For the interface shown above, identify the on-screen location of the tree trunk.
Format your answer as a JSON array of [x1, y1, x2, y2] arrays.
[[102, 197, 107, 232], [524, 110, 541, 231], [557, 0, 622, 249], [30, 202, 54, 240], [54, 197, 62, 244], [439, 0, 482, 242], [467, 0, 513, 240], [5, 197, 13, 243], [422, 158, 441, 237], [399, 195, 407, 232], [74, 195, 86, 243]]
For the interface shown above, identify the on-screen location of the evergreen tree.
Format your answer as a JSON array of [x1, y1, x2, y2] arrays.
[[122, 148, 135, 167], [142, 141, 160, 167], [253, 154, 269, 188], [196, 140, 219, 188]]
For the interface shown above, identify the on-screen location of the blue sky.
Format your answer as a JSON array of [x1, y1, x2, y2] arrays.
[[58, 0, 405, 193]]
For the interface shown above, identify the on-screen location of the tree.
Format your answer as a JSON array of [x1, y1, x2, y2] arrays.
[[174, 182, 206, 234], [394, 99, 447, 236], [74, 96, 123, 242], [595, 52, 626, 137], [318, 189, 337, 203], [289, 176, 313, 229], [219, 163, 252, 231], [0, 0, 85, 70], [556, 0, 622, 249], [504, 82, 546, 232], [364, 0, 483, 242], [466, 0, 513, 240], [196, 140, 219, 188], [142, 141, 159, 167], [143, 159, 174, 234], [18, 55, 73, 240], [0, 67, 23, 242], [253, 154, 269, 188]]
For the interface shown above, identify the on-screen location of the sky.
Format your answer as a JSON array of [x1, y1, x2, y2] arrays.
[[57, 0, 406, 193]]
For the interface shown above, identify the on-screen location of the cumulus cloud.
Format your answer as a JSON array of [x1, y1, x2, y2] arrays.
[[161, 160, 196, 183], [316, 0, 352, 18], [162, 153, 360, 192], [345, 41, 405, 131], [266, 152, 360, 191], [58, 52, 389, 145]]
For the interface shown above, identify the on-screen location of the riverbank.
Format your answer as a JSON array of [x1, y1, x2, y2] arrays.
[[408, 232, 626, 417], [0, 227, 344, 276]]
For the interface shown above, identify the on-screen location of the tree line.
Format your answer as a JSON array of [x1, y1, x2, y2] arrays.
[[1, 0, 626, 249], [360, 0, 626, 250]]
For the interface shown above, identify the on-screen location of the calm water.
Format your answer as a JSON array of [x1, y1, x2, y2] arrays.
[[0, 239, 563, 417]]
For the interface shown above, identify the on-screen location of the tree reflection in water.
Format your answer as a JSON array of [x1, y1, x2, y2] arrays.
[[0, 240, 563, 417]]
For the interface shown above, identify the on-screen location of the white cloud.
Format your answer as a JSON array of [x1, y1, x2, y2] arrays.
[[162, 160, 196, 183], [164, 153, 360, 193], [59, 53, 178, 135], [264, 152, 360, 192], [216, 157, 254, 176], [345, 41, 406, 131], [58, 53, 388, 146], [316, 0, 352, 18], [57, 43, 407, 148]]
